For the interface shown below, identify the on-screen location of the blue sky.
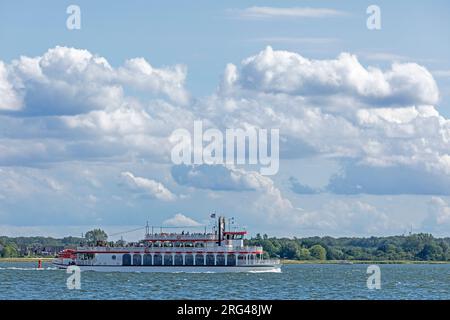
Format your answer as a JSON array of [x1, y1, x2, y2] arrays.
[[1, 1, 450, 240]]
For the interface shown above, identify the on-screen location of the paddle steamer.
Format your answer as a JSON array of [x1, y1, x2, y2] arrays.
[[53, 216, 281, 272]]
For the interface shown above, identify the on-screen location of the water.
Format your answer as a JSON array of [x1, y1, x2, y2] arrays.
[[0, 262, 449, 299]]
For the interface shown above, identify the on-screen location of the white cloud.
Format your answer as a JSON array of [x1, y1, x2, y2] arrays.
[[1, 46, 189, 116], [206, 47, 450, 194], [0, 61, 22, 111], [238, 7, 346, 19], [2, 45, 450, 236], [4, 45, 445, 183], [163, 213, 201, 227], [117, 58, 189, 105], [0, 46, 193, 165], [225, 46, 438, 106], [121, 171, 176, 201]]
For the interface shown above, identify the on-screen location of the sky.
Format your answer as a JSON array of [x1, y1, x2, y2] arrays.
[[1, 0, 450, 241]]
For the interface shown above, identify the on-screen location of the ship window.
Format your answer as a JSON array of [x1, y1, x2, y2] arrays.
[[216, 254, 225, 266], [206, 254, 215, 266], [174, 255, 183, 266], [133, 254, 142, 266], [122, 254, 131, 266], [184, 254, 194, 266], [227, 254, 236, 266], [164, 254, 173, 265], [143, 254, 152, 266], [195, 254, 204, 266], [153, 254, 162, 266], [112, 255, 116, 260]]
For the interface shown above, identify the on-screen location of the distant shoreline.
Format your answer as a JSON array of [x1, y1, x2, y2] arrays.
[[0, 257, 54, 262], [1, 257, 449, 264], [281, 259, 450, 264]]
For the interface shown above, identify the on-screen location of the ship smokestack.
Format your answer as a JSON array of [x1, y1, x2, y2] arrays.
[[218, 216, 225, 246]]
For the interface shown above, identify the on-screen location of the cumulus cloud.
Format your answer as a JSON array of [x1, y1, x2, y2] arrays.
[[1, 46, 189, 116], [0, 46, 197, 171], [121, 171, 176, 201], [223, 46, 438, 107], [163, 213, 201, 227], [2, 45, 446, 185], [2, 45, 450, 235], [117, 57, 189, 105], [205, 46, 450, 195]]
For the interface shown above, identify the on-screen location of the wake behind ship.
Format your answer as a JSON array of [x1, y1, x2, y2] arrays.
[[53, 216, 281, 272]]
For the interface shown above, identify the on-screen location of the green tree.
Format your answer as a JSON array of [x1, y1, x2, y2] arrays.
[[417, 243, 444, 261], [296, 248, 311, 260], [84, 229, 108, 244], [326, 247, 344, 260], [1, 244, 19, 257], [310, 244, 327, 260], [280, 242, 300, 259]]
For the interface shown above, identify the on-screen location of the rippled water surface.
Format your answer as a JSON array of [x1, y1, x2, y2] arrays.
[[1, 262, 449, 299]]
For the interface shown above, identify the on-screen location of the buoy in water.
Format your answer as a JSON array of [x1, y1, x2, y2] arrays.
[[37, 259, 42, 269]]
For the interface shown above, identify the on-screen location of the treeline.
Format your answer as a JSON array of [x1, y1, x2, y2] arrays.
[[0, 236, 83, 258], [2, 232, 450, 261], [0, 229, 109, 257], [246, 233, 450, 261]]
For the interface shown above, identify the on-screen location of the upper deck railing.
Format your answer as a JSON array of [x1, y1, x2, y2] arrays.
[[76, 245, 264, 253], [144, 233, 217, 241]]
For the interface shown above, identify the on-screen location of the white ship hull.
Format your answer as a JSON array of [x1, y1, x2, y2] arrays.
[[54, 263, 281, 273]]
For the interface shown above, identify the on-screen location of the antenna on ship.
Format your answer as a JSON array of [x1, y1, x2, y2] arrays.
[[145, 221, 149, 237]]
